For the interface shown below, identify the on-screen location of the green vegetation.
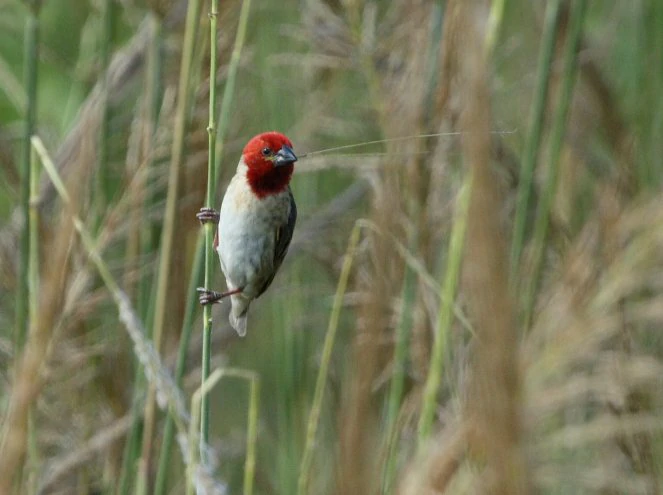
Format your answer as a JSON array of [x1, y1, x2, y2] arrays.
[[1, 1, 662, 494]]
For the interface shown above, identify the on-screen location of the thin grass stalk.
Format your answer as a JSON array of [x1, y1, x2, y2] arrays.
[[139, 0, 203, 484], [297, 222, 361, 495], [14, 6, 40, 492], [213, 0, 252, 180], [154, 234, 204, 495], [28, 141, 40, 371], [117, 14, 163, 492], [95, 0, 113, 224], [485, 0, 506, 55], [138, 12, 162, 316], [186, 370, 222, 495], [640, 1, 663, 187], [243, 374, 260, 495], [200, 0, 220, 464], [382, 7, 445, 490], [417, 175, 471, 445], [522, 0, 587, 330], [117, 400, 143, 495], [186, 369, 260, 495], [380, 257, 415, 495], [509, 0, 562, 279], [16, 1, 41, 353], [24, 138, 41, 495], [31, 133, 192, 458]]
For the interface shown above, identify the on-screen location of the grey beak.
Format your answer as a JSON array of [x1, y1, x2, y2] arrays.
[[274, 145, 297, 167]]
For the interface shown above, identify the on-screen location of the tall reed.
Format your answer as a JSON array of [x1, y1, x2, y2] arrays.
[[138, 0, 203, 488], [522, 0, 588, 330], [510, 0, 562, 279]]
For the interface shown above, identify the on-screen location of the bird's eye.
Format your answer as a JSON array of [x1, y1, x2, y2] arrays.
[[261, 147, 272, 157]]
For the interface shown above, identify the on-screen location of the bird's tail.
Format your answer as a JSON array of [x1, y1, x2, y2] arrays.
[[229, 295, 250, 337]]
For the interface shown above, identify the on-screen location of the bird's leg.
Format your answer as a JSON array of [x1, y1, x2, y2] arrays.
[[197, 287, 243, 305], [196, 207, 220, 224]]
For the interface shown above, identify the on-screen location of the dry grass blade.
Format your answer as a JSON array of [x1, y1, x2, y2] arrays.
[[454, 2, 528, 493]]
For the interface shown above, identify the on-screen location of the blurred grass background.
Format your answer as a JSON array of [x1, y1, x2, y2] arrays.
[[1, 0, 663, 494]]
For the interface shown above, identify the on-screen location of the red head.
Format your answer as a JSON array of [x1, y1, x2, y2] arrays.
[[242, 132, 297, 198]]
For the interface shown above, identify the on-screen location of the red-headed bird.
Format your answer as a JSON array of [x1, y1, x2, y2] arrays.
[[197, 132, 298, 336]]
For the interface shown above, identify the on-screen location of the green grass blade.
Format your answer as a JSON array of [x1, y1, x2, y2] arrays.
[[139, 0, 203, 486], [510, 0, 563, 280], [200, 0, 220, 464], [16, 2, 41, 353], [417, 174, 471, 445], [154, 233, 204, 495], [522, 0, 588, 330], [297, 222, 361, 495]]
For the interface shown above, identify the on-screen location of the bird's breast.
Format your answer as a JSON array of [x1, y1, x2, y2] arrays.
[[216, 176, 291, 293]]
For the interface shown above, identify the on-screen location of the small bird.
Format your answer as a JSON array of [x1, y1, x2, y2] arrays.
[[197, 132, 298, 336]]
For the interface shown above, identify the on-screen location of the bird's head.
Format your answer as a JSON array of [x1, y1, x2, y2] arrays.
[[242, 132, 297, 198]]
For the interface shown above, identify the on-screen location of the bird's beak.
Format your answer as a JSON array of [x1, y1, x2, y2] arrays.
[[274, 145, 297, 167]]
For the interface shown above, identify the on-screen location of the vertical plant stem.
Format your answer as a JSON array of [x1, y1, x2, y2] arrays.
[[522, 0, 587, 330], [15, 5, 41, 492], [117, 399, 144, 495], [186, 369, 260, 495], [138, 0, 202, 486], [96, 0, 114, 224], [16, 1, 41, 353], [510, 0, 562, 280], [243, 375, 260, 495], [213, 0, 253, 180], [139, 12, 162, 315], [118, 14, 162, 491], [380, 257, 414, 495], [25, 127, 41, 495], [153, 234, 204, 495], [484, 0, 506, 56], [197, 0, 252, 465], [417, 175, 471, 445], [200, 0, 220, 464], [297, 223, 361, 495]]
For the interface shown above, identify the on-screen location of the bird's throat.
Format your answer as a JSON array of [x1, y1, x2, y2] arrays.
[[245, 164, 294, 198]]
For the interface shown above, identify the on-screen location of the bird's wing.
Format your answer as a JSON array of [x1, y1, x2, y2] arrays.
[[256, 189, 297, 298]]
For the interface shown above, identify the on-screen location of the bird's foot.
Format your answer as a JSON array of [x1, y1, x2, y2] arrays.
[[197, 287, 242, 305], [196, 207, 220, 225]]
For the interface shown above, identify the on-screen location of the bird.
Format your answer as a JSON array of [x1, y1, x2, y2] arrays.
[[196, 131, 298, 336]]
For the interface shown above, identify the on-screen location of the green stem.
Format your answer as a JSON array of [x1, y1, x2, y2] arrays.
[[153, 234, 204, 495], [522, 0, 587, 330], [96, 0, 113, 225], [117, 14, 162, 492], [380, 252, 415, 494], [297, 223, 361, 495], [139, 0, 202, 485], [200, 0, 220, 463], [213, 0, 253, 181], [186, 369, 260, 495], [16, 3, 40, 353], [510, 0, 562, 280], [26, 119, 41, 495], [417, 175, 471, 445]]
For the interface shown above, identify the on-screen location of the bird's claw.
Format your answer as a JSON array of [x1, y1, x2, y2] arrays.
[[197, 207, 220, 225], [197, 287, 223, 305]]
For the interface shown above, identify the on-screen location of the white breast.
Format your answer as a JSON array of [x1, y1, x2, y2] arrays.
[[216, 163, 291, 298]]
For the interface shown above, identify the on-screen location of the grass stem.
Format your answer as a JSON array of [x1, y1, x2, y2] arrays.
[[200, 0, 220, 464], [297, 222, 361, 495], [510, 0, 562, 281], [522, 0, 587, 330], [139, 0, 203, 485], [16, 1, 41, 354], [417, 175, 471, 445]]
